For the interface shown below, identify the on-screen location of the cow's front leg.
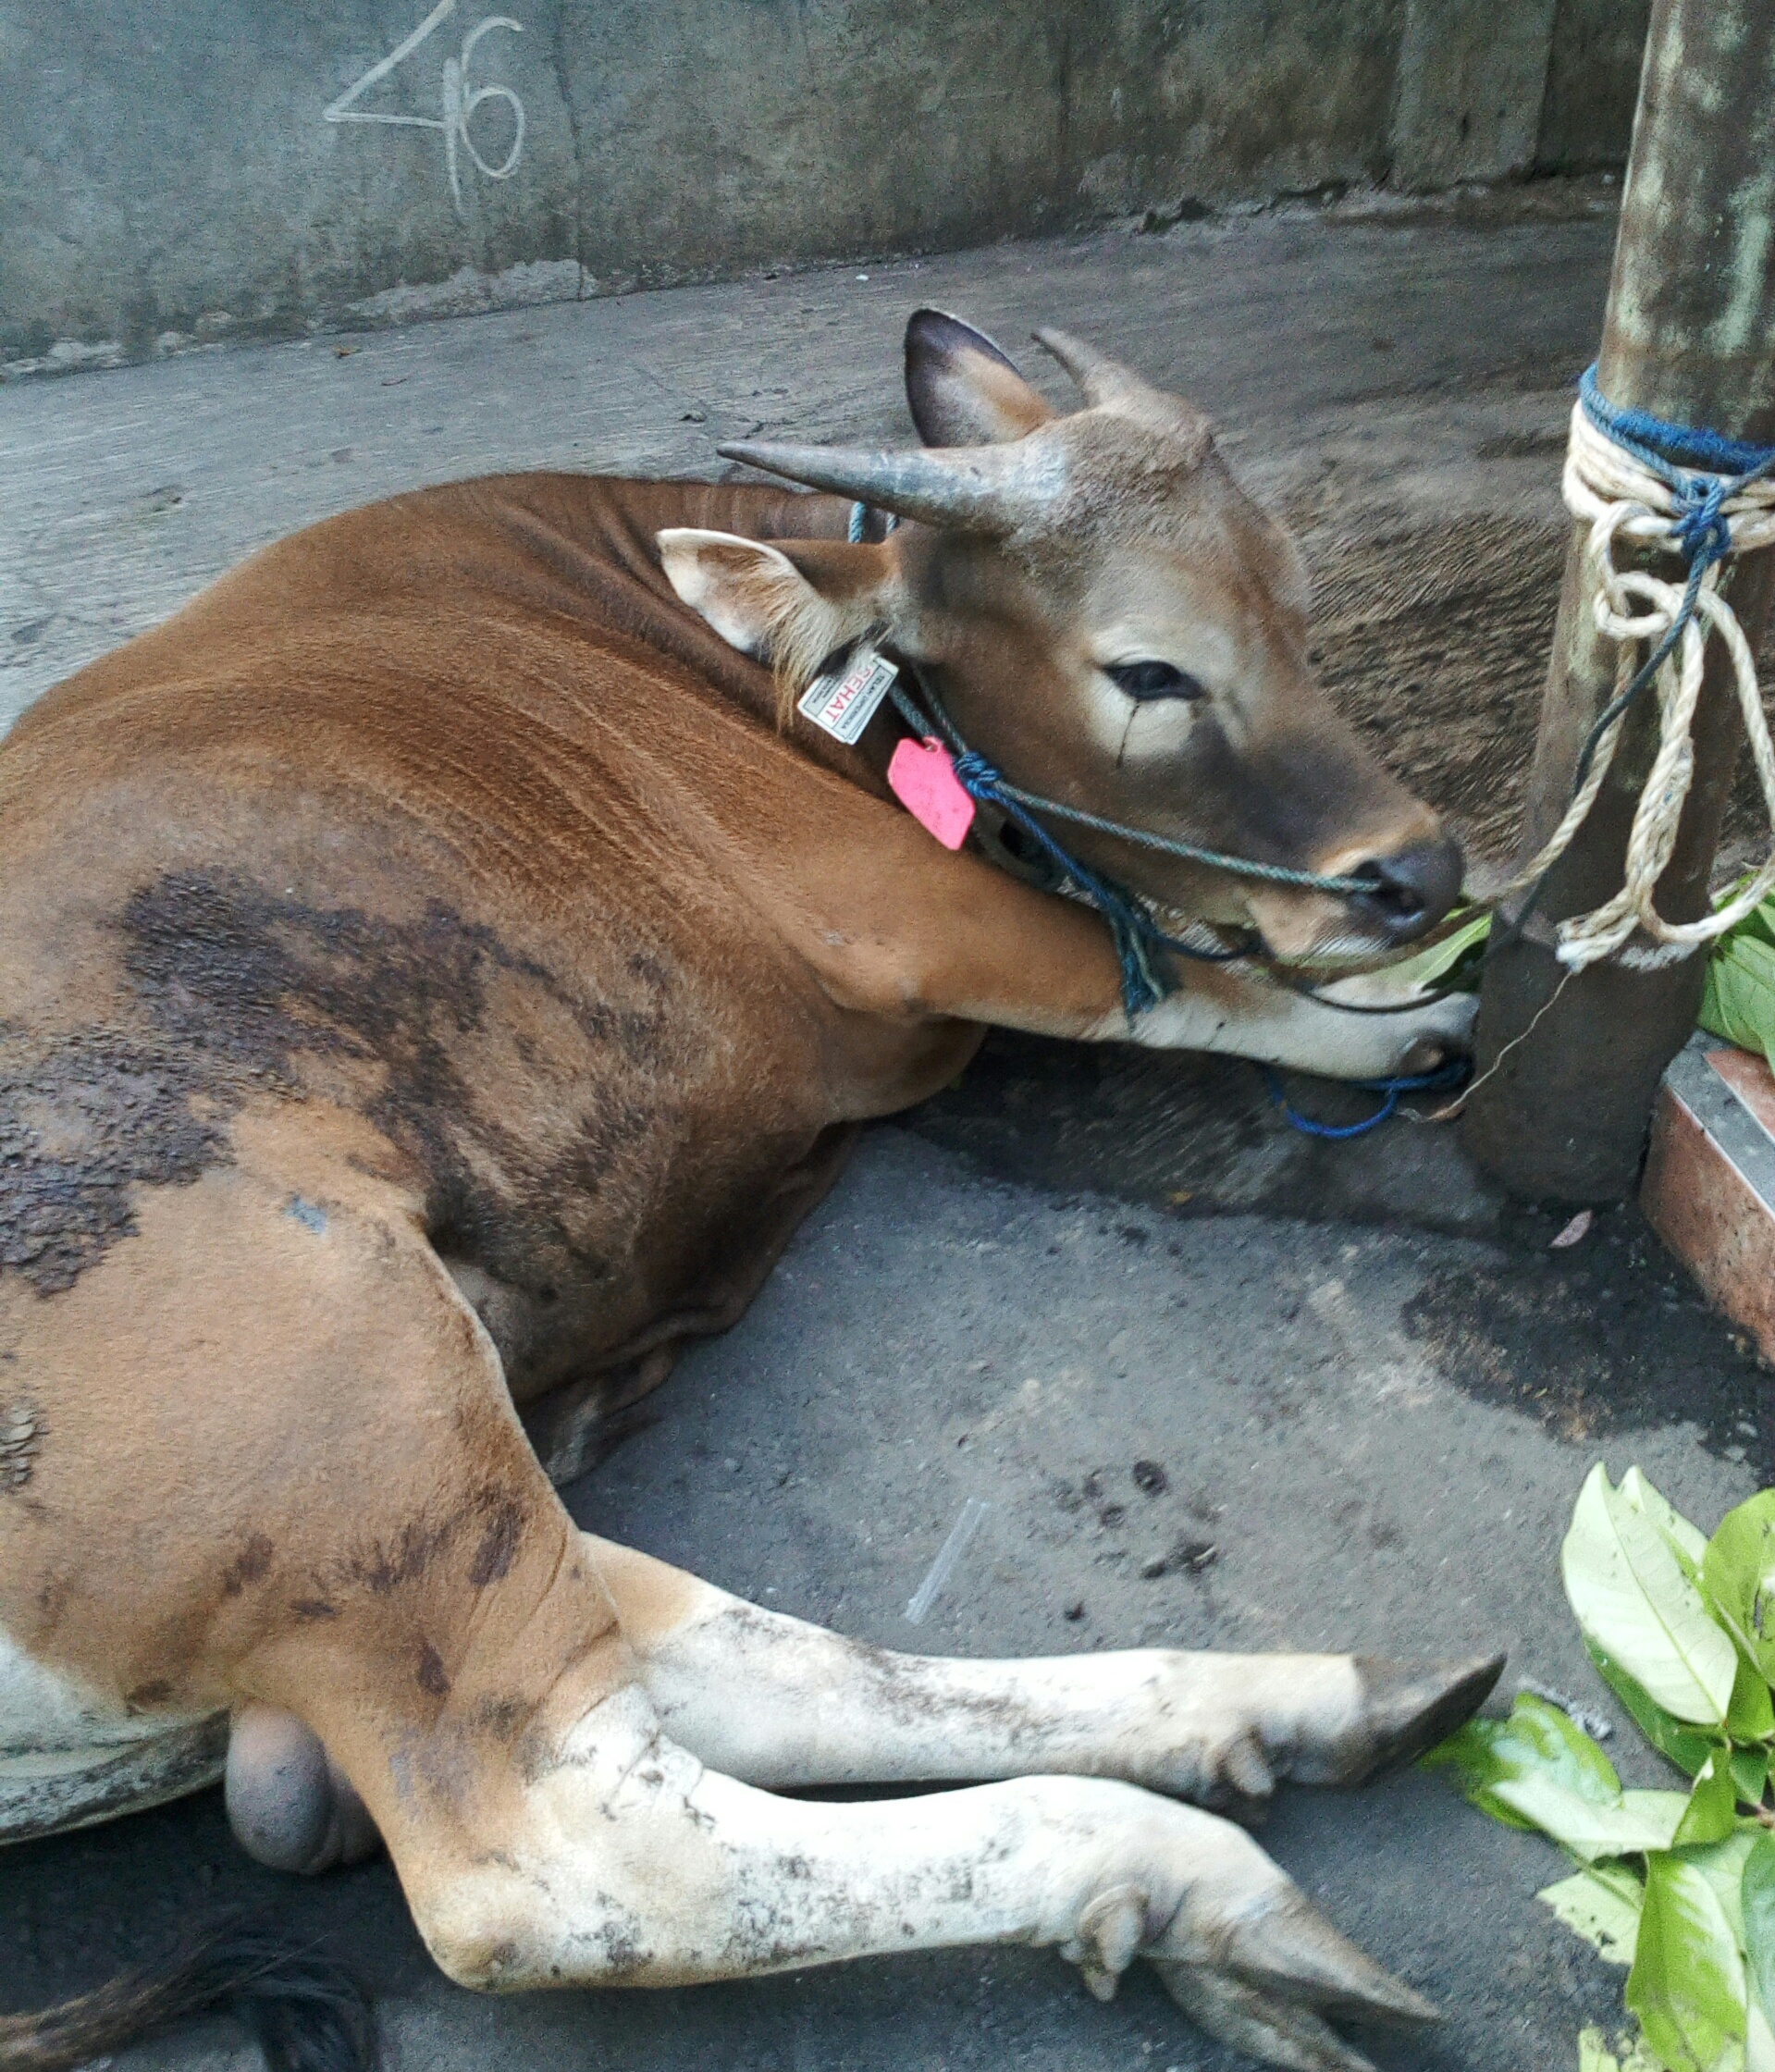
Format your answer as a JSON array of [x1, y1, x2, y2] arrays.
[[404, 1681, 1432, 2072], [1095, 962, 1479, 1079], [590, 1538, 1500, 1816]]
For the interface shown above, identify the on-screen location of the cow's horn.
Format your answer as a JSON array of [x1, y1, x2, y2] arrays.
[[716, 438, 1066, 535], [1032, 328, 1207, 451], [1031, 327, 1156, 411]]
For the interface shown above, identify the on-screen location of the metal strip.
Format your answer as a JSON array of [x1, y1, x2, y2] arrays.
[[1665, 1033, 1775, 1211]]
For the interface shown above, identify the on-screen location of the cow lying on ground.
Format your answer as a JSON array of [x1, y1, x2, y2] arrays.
[[0, 311, 1497, 2072]]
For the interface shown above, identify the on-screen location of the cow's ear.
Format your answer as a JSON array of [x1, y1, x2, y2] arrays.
[[905, 308, 1058, 447], [658, 529, 892, 691]]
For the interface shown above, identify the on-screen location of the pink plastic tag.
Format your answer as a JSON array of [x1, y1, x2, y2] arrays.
[[889, 737, 977, 850]]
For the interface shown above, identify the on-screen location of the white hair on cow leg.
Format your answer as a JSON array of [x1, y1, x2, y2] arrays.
[[1090, 969, 1477, 1079]]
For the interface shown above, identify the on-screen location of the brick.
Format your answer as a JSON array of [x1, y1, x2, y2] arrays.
[[1642, 1039, 1775, 1363]]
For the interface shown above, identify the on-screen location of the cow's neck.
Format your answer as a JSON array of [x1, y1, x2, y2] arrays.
[[519, 473, 897, 791]]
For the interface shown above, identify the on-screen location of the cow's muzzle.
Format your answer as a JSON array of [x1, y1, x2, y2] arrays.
[[1344, 835, 1464, 943]]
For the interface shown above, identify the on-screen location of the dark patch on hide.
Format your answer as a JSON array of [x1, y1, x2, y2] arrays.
[[332, 1483, 531, 1603], [6, 866, 690, 1306], [415, 1643, 451, 1698], [468, 1496, 525, 1588], [346, 1517, 457, 1598], [474, 1696, 534, 1745], [107, 870, 684, 1296], [220, 1535, 276, 1596], [0, 1023, 229, 1295]]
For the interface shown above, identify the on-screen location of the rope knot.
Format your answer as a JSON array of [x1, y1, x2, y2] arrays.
[[952, 749, 1004, 795], [1550, 364, 1775, 971], [1671, 474, 1733, 566]]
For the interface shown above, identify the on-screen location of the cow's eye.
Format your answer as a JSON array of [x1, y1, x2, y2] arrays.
[[1105, 660, 1207, 702]]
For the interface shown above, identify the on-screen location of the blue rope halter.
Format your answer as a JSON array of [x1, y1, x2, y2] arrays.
[[881, 670, 1255, 1017]]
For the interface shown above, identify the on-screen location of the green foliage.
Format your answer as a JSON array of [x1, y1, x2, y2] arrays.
[[1706, 1495, 1775, 1688], [1424, 1691, 1622, 1830], [1563, 1465, 1736, 1726], [1626, 1858, 1746, 2072], [1741, 1836, 1775, 2041], [1699, 891, 1775, 1070], [1425, 1464, 1775, 2072], [1384, 905, 1493, 993], [1588, 1639, 1719, 1776], [1542, 1863, 1645, 1967], [1582, 1641, 1723, 1773], [1698, 882, 1775, 1071], [1675, 1758, 1742, 1849]]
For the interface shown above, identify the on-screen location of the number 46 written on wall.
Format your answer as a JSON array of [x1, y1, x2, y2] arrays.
[[324, 0, 525, 221]]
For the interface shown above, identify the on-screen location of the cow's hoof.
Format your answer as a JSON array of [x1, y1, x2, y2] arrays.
[[1344, 1653, 1506, 1782], [1152, 1880, 1439, 2072]]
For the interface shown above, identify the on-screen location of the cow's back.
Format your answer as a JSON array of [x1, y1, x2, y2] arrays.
[[0, 475, 891, 1394]]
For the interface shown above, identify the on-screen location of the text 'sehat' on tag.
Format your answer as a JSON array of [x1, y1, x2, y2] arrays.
[[797, 644, 898, 746]]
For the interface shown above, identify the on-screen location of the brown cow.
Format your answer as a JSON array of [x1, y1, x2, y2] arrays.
[[0, 313, 1494, 2072]]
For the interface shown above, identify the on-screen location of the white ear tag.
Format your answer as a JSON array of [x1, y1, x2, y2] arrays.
[[796, 644, 898, 746]]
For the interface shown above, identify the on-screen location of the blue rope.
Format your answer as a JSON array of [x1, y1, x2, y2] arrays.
[[848, 501, 897, 544], [881, 663, 1250, 1017], [1578, 364, 1775, 571], [949, 747, 1244, 1016], [1578, 366, 1775, 486], [1262, 1059, 1470, 1141]]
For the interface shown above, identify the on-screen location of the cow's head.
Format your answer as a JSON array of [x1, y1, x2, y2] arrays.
[[659, 310, 1461, 962]]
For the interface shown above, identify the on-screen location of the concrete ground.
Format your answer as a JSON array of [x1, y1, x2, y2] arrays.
[[5, 185, 1771, 2072]]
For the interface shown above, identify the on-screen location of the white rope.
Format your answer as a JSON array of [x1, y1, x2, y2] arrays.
[[1520, 401, 1775, 970]]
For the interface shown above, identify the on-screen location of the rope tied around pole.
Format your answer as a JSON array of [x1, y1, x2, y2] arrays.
[[1526, 365, 1775, 972]]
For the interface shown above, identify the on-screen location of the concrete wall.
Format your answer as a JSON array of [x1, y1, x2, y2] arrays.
[[1, 0, 1650, 375]]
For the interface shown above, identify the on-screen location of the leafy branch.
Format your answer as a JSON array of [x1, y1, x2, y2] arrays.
[[1425, 1464, 1775, 2072]]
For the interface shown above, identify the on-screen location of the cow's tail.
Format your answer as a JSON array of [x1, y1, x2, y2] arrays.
[[0, 1918, 374, 2072]]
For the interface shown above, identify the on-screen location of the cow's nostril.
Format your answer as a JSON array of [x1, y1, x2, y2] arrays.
[[1349, 837, 1464, 942]]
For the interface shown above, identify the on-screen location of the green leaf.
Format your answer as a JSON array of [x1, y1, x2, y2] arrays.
[[1679, 1758, 1743, 1848], [1734, 1749, 1772, 1809], [1384, 906, 1492, 993], [1679, 1826, 1762, 1948], [1422, 1688, 1693, 1857], [1503, 1695, 1626, 1799], [1420, 1718, 1536, 1828], [1729, 1657, 1775, 1746], [1542, 1861, 1645, 1965], [1622, 1469, 1710, 1582], [1707, 1496, 1775, 1687], [1750, 2001, 1775, 2072], [1590, 1640, 1720, 1778], [1743, 1833, 1775, 2027], [1627, 1855, 1747, 2072], [1701, 931, 1775, 1071], [1564, 1464, 1737, 1726], [1491, 1779, 1690, 1861], [1423, 1694, 1621, 1830]]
